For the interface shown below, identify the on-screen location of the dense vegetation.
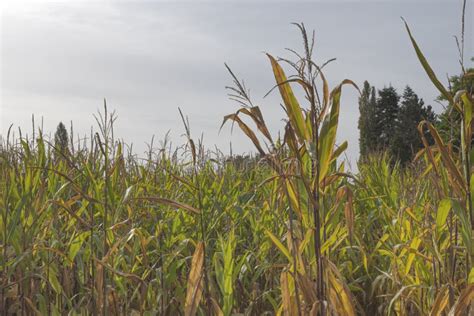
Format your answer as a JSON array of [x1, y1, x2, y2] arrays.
[[358, 83, 436, 165], [1, 16, 473, 316]]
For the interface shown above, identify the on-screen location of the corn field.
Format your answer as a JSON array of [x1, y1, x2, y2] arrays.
[[1, 18, 473, 316]]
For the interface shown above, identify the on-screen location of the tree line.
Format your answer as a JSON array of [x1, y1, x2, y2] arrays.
[[358, 66, 473, 166], [53, 68, 473, 167]]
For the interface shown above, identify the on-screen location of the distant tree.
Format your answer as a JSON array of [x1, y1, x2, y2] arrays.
[[358, 81, 378, 160], [358, 83, 437, 165], [389, 86, 436, 165], [54, 122, 69, 154], [375, 86, 400, 149], [436, 67, 474, 149]]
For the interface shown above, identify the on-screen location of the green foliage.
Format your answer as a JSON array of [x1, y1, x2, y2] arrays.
[[358, 81, 378, 160], [389, 86, 436, 165], [359, 83, 435, 165], [375, 86, 400, 149], [54, 122, 69, 154], [436, 68, 474, 148], [1, 16, 473, 316]]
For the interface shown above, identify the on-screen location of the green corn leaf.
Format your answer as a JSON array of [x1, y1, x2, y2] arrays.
[[48, 267, 63, 295], [469, 268, 474, 284], [451, 199, 473, 258], [436, 198, 451, 230], [319, 80, 357, 182], [265, 230, 292, 262], [405, 237, 421, 275], [267, 53, 309, 142], [403, 19, 453, 104], [68, 231, 90, 262]]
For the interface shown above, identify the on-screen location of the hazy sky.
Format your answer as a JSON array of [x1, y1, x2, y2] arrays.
[[1, 0, 472, 168]]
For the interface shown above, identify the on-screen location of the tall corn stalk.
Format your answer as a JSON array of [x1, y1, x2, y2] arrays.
[[2, 8, 473, 315], [403, 0, 474, 312], [223, 23, 359, 314]]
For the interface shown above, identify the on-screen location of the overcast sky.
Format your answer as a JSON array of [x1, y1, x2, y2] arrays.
[[1, 0, 472, 168]]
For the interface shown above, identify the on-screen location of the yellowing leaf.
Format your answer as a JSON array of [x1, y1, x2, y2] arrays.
[[221, 113, 266, 156], [68, 231, 90, 263], [267, 54, 309, 142], [185, 242, 205, 316], [431, 285, 449, 316], [326, 259, 356, 316], [280, 271, 298, 316], [436, 199, 451, 230], [403, 19, 453, 104], [449, 284, 474, 316], [265, 230, 292, 262], [469, 268, 474, 285], [405, 237, 422, 275], [318, 80, 358, 182]]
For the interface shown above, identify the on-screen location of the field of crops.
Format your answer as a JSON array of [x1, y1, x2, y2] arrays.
[[1, 19, 473, 316]]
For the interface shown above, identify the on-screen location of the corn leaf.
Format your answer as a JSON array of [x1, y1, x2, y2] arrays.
[[267, 53, 309, 142], [185, 242, 205, 316]]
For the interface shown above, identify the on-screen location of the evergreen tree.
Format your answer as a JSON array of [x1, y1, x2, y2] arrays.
[[389, 86, 436, 165], [54, 122, 69, 154], [375, 86, 400, 149], [358, 81, 378, 160], [436, 67, 474, 149], [359, 83, 440, 165]]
